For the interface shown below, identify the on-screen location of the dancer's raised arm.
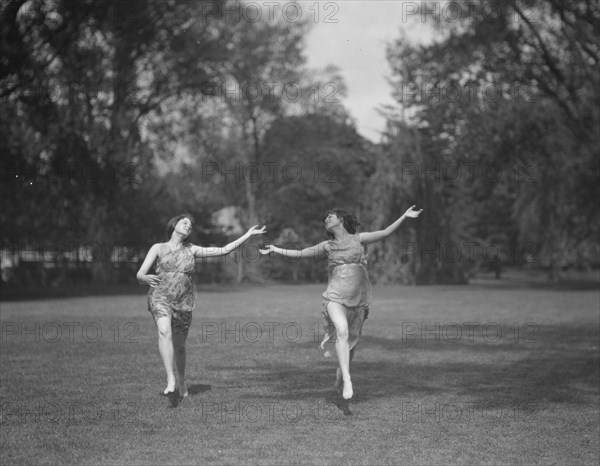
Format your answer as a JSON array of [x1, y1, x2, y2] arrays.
[[192, 225, 266, 258], [359, 205, 422, 245], [260, 241, 328, 259]]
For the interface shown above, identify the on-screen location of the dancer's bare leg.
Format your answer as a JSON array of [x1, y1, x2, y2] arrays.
[[172, 331, 189, 397], [156, 317, 176, 394], [326, 303, 353, 399], [335, 367, 343, 391], [336, 344, 357, 390], [335, 309, 364, 393]]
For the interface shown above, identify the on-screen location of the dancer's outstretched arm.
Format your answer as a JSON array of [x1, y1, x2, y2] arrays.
[[360, 205, 423, 245], [260, 241, 328, 259], [192, 225, 266, 258]]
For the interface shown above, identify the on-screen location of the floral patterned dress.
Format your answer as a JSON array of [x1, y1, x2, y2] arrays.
[[147, 243, 195, 334]]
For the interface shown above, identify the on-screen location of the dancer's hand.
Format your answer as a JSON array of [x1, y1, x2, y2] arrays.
[[247, 225, 267, 236], [140, 274, 160, 287], [403, 205, 423, 218], [259, 245, 275, 255]]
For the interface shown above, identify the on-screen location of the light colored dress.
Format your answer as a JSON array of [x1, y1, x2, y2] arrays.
[[320, 233, 372, 355], [147, 243, 195, 334]]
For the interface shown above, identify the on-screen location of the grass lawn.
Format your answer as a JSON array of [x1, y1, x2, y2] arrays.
[[1, 280, 599, 465]]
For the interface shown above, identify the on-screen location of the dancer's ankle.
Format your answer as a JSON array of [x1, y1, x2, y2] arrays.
[[342, 378, 353, 400], [178, 380, 188, 397]]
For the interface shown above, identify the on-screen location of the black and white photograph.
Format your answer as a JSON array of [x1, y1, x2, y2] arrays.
[[1, 1, 598, 464]]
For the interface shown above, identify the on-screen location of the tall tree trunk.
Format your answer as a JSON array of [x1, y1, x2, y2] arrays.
[[237, 117, 260, 283]]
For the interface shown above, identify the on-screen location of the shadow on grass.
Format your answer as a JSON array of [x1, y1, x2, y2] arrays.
[[328, 395, 353, 416], [189, 383, 212, 395], [166, 384, 212, 408], [222, 323, 599, 411], [166, 391, 183, 408]]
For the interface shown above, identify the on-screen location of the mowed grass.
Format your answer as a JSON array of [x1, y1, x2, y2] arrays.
[[1, 281, 599, 465]]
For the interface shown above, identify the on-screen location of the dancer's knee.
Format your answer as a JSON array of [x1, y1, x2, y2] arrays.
[[335, 324, 349, 341], [156, 320, 172, 340]]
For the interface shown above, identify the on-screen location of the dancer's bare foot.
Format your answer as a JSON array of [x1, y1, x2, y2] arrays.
[[342, 377, 353, 400], [334, 368, 343, 392], [164, 378, 176, 395], [178, 380, 188, 398]]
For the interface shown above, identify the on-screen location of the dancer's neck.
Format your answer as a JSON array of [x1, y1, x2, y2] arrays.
[[332, 228, 352, 242], [166, 236, 185, 250]]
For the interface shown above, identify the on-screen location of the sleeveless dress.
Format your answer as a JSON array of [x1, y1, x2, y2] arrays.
[[320, 233, 372, 355], [147, 243, 195, 334]]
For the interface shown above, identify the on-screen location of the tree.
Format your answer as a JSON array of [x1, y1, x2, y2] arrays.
[[380, 0, 599, 282], [218, 6, 309, 226], [1, 0, 231, 283], [258, 112, 376, 282]]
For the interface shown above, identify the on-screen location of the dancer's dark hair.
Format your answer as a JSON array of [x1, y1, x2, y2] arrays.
[[325, 208, 360, 239], [166, 214, 195, 239]]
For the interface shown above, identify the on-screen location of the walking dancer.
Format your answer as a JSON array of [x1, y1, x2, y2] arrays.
[[137, 214, 266, 397]]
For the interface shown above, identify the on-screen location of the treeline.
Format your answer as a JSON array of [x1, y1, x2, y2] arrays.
[[1, 0, 598, 287], [370, 0, 599, 283]]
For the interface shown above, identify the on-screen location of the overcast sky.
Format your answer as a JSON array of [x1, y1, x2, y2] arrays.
[[302, 0, 433, 142]]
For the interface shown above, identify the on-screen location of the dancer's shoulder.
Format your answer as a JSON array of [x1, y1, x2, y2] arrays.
[[321, 239, 334, 250], [152, 243, 169, 255]]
